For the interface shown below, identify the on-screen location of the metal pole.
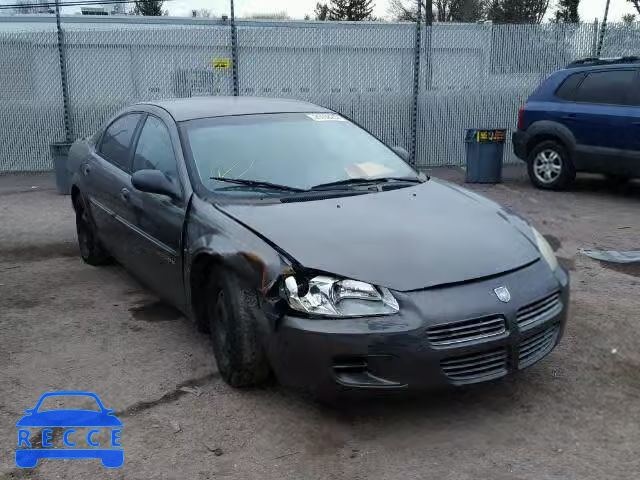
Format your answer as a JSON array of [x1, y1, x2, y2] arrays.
[[591, 18, 599, 57], [596, 0, 611, 57], [55, 0, 72, 142], [424, 0, 432, 90], [409, 0, 423, 167], [230, 0, 239, 96]]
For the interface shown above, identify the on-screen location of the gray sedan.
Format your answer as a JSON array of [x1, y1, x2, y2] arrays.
[[69, 97, 569, 397]]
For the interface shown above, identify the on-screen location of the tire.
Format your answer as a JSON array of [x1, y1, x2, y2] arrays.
[[527, 140, 575, 191], [75, 199, 111, 266], [207, 269, 270, 387]]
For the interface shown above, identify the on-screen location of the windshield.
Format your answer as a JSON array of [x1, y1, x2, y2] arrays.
[[180, 112, 417, 193]]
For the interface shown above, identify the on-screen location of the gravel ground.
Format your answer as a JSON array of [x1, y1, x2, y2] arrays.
[[1, 167, 639, 480]]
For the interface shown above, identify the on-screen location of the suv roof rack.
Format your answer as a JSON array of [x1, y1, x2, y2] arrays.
[[565, 56, 640, 68]]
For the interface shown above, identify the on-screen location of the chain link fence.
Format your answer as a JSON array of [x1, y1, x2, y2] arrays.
[[0, 16, 636, 173]]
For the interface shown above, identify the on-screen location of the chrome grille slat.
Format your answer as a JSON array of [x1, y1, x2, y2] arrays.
[[517, 292, 562, 330], [518, 325, 559, 368], [441, 347, 508, 383], [427, 315, 506, 346]]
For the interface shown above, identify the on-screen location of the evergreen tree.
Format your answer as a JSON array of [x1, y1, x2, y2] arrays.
[[488, 0, 549, 24], [133, 0, 164, 16], [554, 0, 579, 23], [328, 0, 375, 21]]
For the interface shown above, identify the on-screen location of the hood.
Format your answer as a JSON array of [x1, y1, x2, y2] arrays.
[[217, 180, 540, 291]]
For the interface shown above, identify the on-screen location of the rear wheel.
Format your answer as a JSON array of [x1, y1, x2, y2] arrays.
[[527, 140, 575, 190], [75, 200, 111, 265], [207, 269, 270, 387]]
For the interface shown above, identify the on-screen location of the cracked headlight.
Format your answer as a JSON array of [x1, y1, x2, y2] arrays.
[[282, 275, 399, 317], [532, 227, 558, 271]]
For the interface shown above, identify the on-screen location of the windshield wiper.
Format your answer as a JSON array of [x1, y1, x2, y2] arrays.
[[309, 176, 424, 191], [210, 176, 306, 192]]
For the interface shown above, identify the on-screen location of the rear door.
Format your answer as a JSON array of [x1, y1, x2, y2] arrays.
[[85, 113, 142, 260], [567, 68, 639, 174], [125, 114, 187, 308]]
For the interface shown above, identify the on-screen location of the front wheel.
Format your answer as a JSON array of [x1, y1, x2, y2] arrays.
[[207, 269, 270, 388], [527, 140, 575, 191]]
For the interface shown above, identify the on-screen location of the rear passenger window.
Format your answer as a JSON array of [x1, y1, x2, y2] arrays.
[[99, 114, 141, 170], [573, 70, 636, 105], [555, 73, 585, 100]]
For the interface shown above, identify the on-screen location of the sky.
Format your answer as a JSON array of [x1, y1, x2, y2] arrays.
[[1, 0, 637, 21]]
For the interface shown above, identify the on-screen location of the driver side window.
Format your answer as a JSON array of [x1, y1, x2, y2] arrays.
[[133, 116, 178, 182]]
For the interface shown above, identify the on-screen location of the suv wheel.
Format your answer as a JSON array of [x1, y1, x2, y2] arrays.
[[527, 140, 575, 190]]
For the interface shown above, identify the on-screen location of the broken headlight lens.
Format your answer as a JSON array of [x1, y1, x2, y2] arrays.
[[532, 227, 558, 271], [282, 275, 399, 317]]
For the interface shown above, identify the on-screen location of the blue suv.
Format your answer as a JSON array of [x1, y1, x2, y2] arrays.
[[513, 57, 640, 190]]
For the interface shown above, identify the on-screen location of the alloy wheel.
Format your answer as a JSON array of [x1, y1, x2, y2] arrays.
[[533, 149, 563, 184]]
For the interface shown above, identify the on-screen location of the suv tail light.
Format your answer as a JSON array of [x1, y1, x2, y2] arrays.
[[517, 106, 525, 130]]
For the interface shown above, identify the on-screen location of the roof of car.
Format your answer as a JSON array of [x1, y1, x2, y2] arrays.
[[143, 96, 331, 121]]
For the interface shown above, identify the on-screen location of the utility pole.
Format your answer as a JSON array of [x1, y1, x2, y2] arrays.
[[230, 0, 239, 96], [596, 0, 611, 57]]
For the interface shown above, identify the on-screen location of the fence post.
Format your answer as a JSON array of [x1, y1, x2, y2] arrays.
[[54, 0, 72, 142], [230, 0, 239, 96], [591, 18, 599, 57], [409, 0, 422, 167], [596, 0, 611, 57]]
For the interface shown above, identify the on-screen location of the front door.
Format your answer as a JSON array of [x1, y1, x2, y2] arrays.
[[124, 114, 187, 308]]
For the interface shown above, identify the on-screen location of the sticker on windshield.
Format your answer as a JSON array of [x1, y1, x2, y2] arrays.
[[306, 113, 346, 122]]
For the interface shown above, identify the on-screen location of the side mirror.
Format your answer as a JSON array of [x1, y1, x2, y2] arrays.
[[131, 170, 179, 199], [391, 145, 410, 162]]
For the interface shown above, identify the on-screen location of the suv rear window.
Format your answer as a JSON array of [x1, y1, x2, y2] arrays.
[[572, 70, 636, 105], [555, 72, 585, 100]]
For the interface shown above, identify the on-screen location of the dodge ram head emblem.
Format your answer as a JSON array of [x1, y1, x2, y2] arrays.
[[494, 286, 511, 303]]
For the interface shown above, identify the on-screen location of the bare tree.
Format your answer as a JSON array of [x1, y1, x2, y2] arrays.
[[388, 0, 484, 23], [246, 11, 290, 20], [12, 0, 52, 14], [629, 0, 640, 16], [192, 8, 213, 18]]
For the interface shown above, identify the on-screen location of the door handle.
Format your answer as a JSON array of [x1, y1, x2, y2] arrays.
[[561, 114, 577, 120], [632, 121, 640, 126], [120, 188, 130, 203]]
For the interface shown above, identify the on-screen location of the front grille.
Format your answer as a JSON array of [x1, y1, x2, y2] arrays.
[[518, 324, 559, 369], [427, 315, 506, 347], [517, 292, 562, 330], [441, 347, 508, 384]]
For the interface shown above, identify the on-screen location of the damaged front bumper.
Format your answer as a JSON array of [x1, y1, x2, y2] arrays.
[[265, 260, 569, 397]]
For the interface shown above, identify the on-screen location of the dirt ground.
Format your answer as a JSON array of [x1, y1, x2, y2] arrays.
[[1, 167, 639, 480]]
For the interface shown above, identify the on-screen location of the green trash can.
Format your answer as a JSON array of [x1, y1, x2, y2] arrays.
[[464, 129, 506, 184], [49, 142, 73, 195]]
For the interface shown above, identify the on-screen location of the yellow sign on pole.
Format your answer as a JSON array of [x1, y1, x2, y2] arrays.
[[211, 58, 232, 70]]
